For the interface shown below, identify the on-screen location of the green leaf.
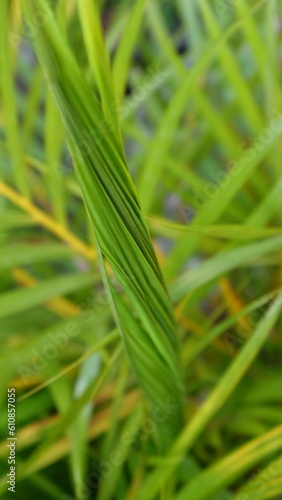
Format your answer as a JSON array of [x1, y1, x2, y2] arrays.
[[176, 425, 282, 500], [0, 271, 98, 320], [170, 237, 282, 301], [136, 293, 282, 499], [0, 243, 73, 269], [24, 0, 184, 451]]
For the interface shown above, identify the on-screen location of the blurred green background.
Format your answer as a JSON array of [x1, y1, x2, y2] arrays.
[[0, 0, 282, 499]]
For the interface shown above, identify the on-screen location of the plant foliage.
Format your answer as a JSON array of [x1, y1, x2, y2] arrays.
[[0, 0, 281, 499]]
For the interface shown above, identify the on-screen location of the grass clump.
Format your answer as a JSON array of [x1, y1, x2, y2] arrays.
[[0, 0, 281, 499]]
